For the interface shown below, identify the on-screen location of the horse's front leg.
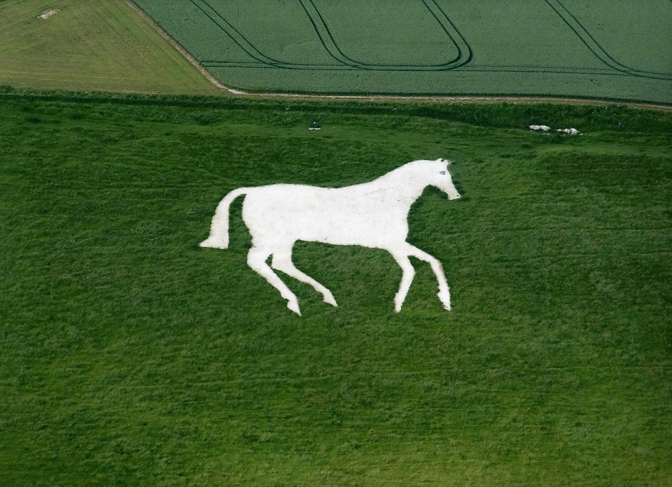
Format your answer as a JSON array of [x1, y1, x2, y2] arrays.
[[388, 250, 416, 313], [404, 243, 451, 311]]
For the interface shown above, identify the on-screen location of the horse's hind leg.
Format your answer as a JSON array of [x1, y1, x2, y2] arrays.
[[272, 251, 337, 307], [405, 243, 451, 310], [388, 251, 416, 313], [247, 246, 301, 316]]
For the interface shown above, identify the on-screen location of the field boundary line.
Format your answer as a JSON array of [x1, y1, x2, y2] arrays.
[[122, 0, 244, 94], [2, 89, 670, 111]]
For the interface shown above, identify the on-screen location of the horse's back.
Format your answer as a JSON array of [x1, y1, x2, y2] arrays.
[[241, 183, 408, 248]]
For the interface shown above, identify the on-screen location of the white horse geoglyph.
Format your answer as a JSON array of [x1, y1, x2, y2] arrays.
[[201, 159, 461, 315]]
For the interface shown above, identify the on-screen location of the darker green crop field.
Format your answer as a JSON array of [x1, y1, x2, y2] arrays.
[[133, 0, 672, 103], [1, 94, 671, 485]]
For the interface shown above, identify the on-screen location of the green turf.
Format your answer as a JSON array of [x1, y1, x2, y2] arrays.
[[0, 94, 670, 485], [0, 0, 219, 95], [132, 0, 672, 103]]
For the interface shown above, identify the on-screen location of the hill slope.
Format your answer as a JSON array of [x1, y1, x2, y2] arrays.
[[0, 95, 670, 485]]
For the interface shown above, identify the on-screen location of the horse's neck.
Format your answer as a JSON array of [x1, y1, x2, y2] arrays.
[[369, 173, 429, 207]]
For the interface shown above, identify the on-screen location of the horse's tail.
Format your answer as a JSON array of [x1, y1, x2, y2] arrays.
[[200, 188, 248, 249]]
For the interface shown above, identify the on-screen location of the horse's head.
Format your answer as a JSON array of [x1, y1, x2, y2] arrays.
[[422, 158, 461, 200]]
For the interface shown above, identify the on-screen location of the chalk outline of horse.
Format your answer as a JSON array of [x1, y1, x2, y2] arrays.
[[200, 159, 461, 315]]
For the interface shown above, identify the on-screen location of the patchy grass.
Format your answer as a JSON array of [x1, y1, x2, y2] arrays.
[[0, 0, 219, 95], [0, 96, 670, 486]]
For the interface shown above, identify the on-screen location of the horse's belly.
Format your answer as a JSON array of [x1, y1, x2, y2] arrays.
[[299, 213, 407, 248]]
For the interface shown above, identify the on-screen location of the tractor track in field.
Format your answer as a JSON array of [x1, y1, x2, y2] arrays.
[[124, 0, 672, 111], [191, 0, 471, 71], [545, 0, 672, 81]]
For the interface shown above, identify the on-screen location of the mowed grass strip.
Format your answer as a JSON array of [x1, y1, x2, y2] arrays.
[[0, 0, 220, 95], [0, 96, 670, 485]]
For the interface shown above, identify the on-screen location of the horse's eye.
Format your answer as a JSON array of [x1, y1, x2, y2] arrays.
[[440, 171, 446, 175]]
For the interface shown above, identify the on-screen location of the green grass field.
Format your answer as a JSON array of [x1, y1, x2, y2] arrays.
[[0, 0, 219, 95], [133, 0, 672, 103], [1, 93, 670, 485]]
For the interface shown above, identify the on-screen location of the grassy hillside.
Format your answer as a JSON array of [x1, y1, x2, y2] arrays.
[[133, 0, 672, 103], [0, 94, 670, 485], [0, 0, 219, 95]]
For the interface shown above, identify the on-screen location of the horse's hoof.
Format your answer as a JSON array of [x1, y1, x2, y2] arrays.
[[199, 238, 228, 249], [438, 292, 451, 311], [287, 300, 302, 316], [323, 293, 338, 307]]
